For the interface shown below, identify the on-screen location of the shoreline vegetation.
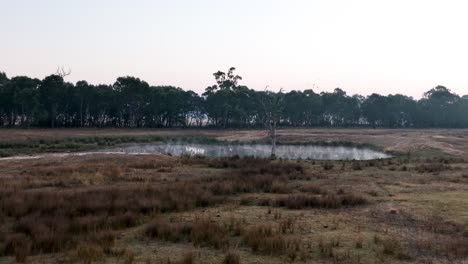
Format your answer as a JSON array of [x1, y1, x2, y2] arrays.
[[0, 133, 384, 158]]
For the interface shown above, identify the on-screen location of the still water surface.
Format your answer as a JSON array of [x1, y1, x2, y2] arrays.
[[102, 143, 391, 160]]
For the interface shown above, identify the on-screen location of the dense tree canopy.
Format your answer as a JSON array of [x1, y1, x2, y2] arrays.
[[0, 69, 467, 128]]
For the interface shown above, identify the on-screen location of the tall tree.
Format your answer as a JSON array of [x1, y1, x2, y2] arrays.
[[39, 75, 67, 127], [0, 72, 10, 126], [0, 69, 467, 129], [260, 88, 284, 158], [419, 86, 459, 127], [9, 76, 41, 126], [113, 77, 150, 127]]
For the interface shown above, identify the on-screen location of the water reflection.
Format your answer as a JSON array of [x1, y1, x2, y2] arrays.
[[104, 144, 391, 160]]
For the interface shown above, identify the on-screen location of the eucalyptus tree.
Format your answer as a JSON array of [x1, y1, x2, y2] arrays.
[[75, 81, 94, 127], [1, 69, 468, 129], [0, 72, 8, 85], [0, 72, 7, 124], [457, 96, 468, 127], [91, 84, 116, 127], [183, 90, 205, 127], [8, 76, 41, 126], [212, 67, 243, 91], [362, 94, 387, 127], [259, 87, 284, 158], [38, 75, 67, 127], [0, 74, 13, 126], [418, 86, 459, 127], [113, 76, 150, 127], [320, 88, 354, 126], [385, 94, 417, 127], [0, 74, 42, 127], [203, 67, 252, 127]]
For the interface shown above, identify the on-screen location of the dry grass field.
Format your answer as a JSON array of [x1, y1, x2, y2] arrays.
[[0, 129, 467, 263]]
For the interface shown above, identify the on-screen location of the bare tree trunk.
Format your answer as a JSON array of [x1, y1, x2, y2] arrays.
[[80, 101, 83, 127], [270, 123, 276, 159], [261, 87, 283, 159]]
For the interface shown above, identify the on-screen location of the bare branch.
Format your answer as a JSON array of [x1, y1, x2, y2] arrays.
[[55, 66, 72, 78]]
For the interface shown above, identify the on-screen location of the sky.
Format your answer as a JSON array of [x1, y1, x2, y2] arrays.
[[1, 0, 468, 98]]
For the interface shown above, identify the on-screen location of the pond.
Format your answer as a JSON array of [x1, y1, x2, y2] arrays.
[[100, 143, 391, 160]]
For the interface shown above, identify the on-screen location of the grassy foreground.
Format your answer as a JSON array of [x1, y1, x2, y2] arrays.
[[0, 129, 467, 263]]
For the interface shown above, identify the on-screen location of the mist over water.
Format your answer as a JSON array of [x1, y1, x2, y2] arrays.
[[103, 144, 391, 160]]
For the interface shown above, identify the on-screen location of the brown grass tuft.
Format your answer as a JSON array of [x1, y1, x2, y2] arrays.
[[275, 193, 367, 209], [180, 250, 196, 264], [416, 163, 450, 173], [223, 251, 241, 264], [145, 218, 192, 243], [72, 243, 105, 264], [190, 218, 229, 249], [4, 233, 32, 263]]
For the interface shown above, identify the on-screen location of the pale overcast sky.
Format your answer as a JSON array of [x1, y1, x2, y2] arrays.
[[1, 0, 467, 98]]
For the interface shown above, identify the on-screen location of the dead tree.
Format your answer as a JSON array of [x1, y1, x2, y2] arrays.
[[55, 66, 72, 78], [260, 87, 284, 159]]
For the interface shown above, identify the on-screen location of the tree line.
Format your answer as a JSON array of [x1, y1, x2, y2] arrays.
[[0, 68, 467, 128]]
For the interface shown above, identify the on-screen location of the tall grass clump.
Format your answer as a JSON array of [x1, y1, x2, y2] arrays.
[[145, 217, 230, 249], [275, 193, 367, 209], [223, 251, 241, 264]]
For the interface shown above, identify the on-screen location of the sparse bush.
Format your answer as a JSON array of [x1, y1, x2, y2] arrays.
[[381, 236, 402, 255], [355, 236, 363, 248], [190, 218, 229, 249], [107, 211, 139, 229], [318, 236, 340, 258], [13, 215, 69, 253], [146, 217, 229, 249], [241, 223, 303, 258], [270, 180, 291, 193], [275, 193, 367, 209], [223, 251, 241, 264], [0, 180, 226, 256], [242, 161, 305, 176], [242, 224, 274, 253], [145, 218, 191, 242], [73, 243, 105, 264], [209, 182, 235, 195], [123, 249, 135, 264], [300, 184, 326, 194], [103, 164, 122, 180], [239, 196, 253, 206], [463, 227, 468, 237], [4, 233, 31, 263], [352, 162, 362, 170], [443, 237, 468, 258], [180, 250, 196, 264], [71, 214, 107, 234], [340, 193, 368, 206], [322, 162, 334, 171], [416, 163, 450, 173], [90, 230, 117, 251], [224, 217, 244, 236], [279, 218, 295, 234]]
